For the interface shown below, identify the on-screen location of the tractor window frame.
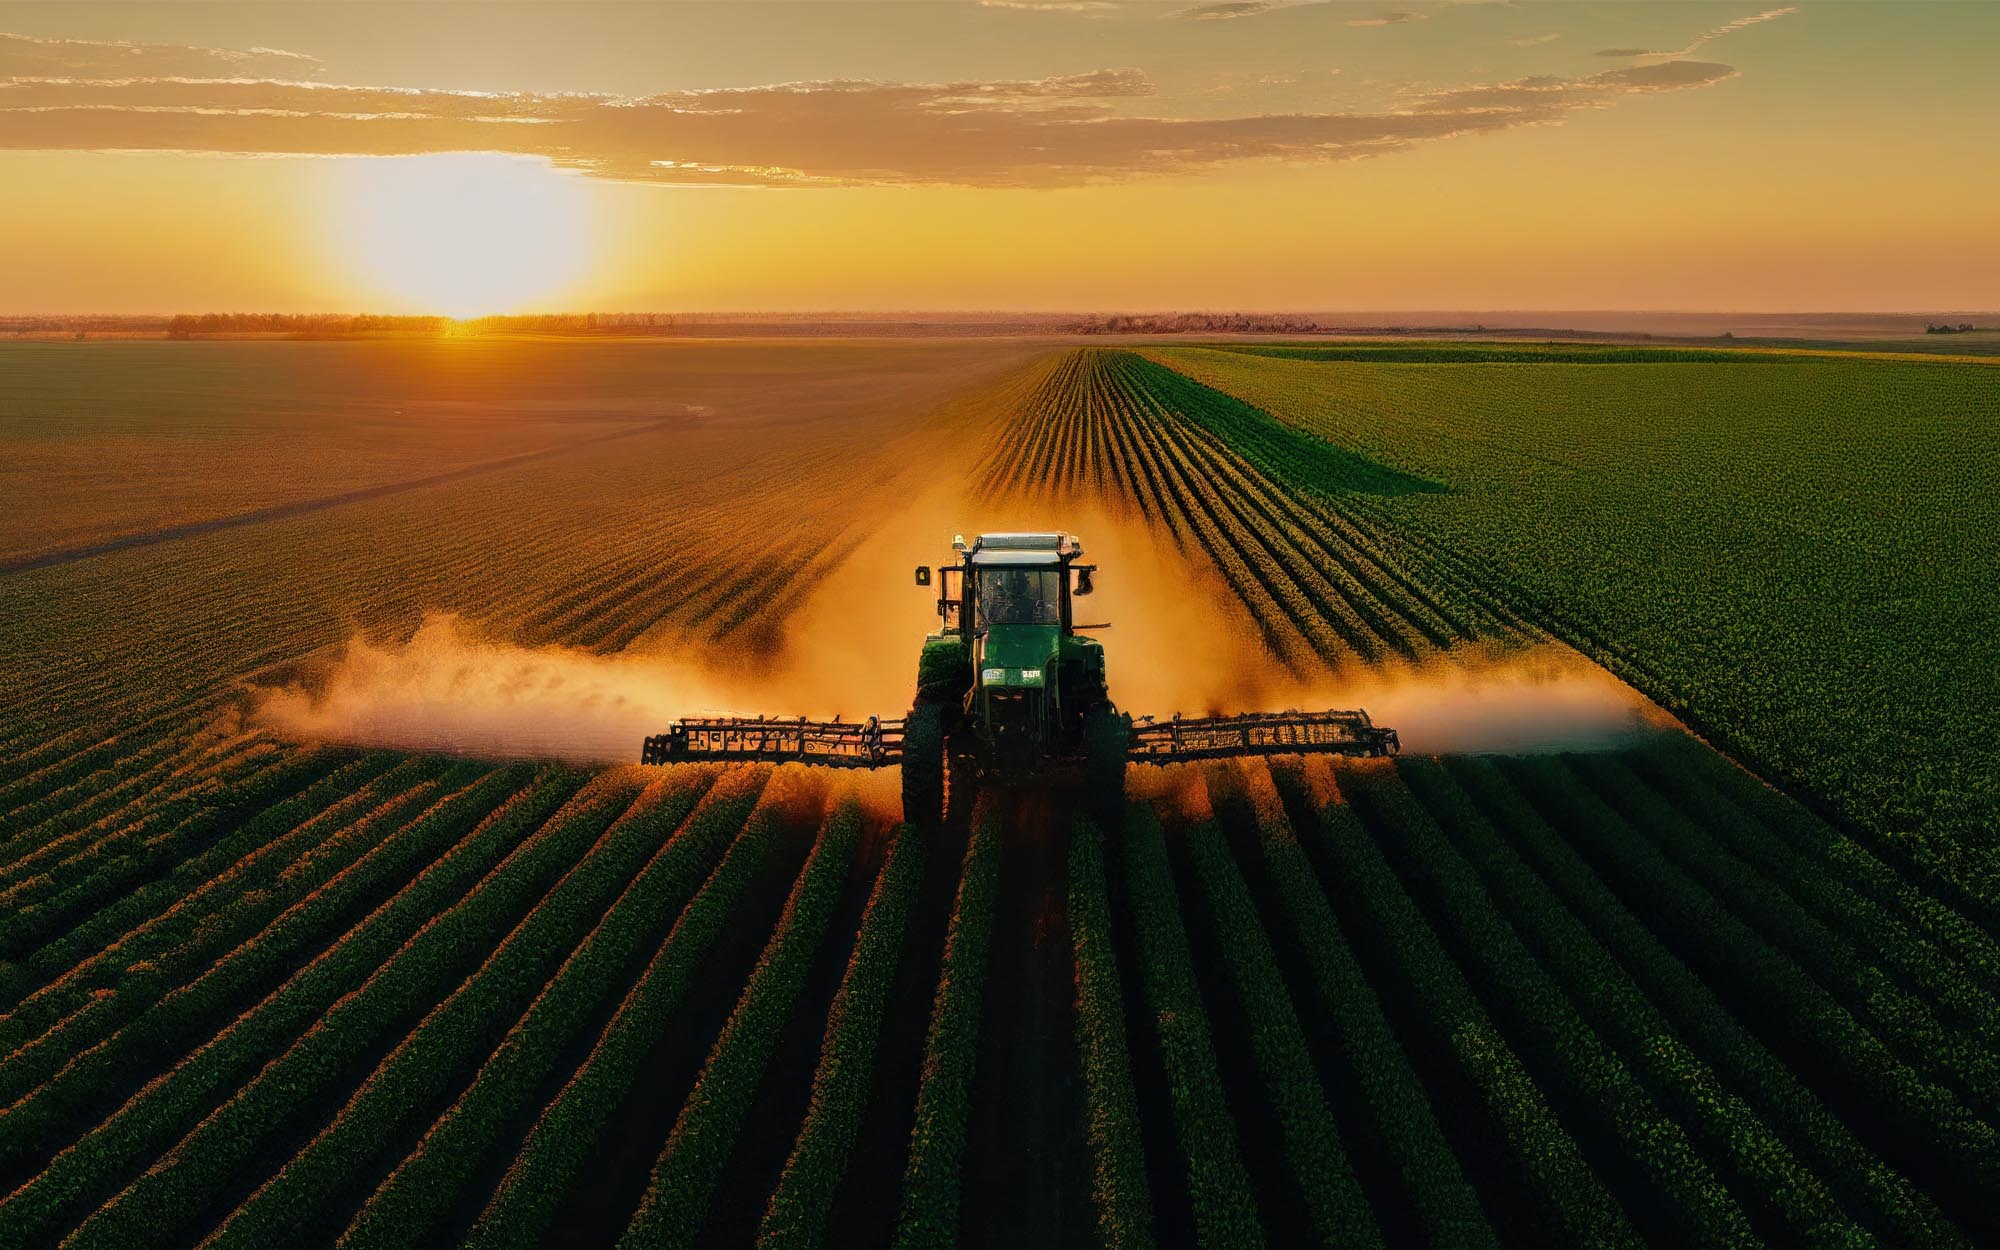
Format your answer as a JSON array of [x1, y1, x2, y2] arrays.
[[973, 565, 1063, 630]]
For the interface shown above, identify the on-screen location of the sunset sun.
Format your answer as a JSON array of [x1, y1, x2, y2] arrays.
[[323, 153, 591, 317]]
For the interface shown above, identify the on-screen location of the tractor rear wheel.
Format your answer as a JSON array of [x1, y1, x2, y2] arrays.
[[902, 702, 946, 828], [1083, 703, 1130, 832]]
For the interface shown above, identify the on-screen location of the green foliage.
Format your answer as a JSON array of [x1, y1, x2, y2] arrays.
[[1121, 804, 1264, 1250], [0, 765, 587, 1247], [618, 797, 863, 1250], [55, 775, 646, 1250], [1496, 754, 2000, 1205], [1180, 812, 1382, 1249], [1272, 763, 1643, 1250], [1222, 762, 1493, 1250], [0, 761, 539, 1171], [1156, 342, 2000, 902], [327, 769, 734, 1250], [1210, 343, 1791, 365], [1440, 754, 1965, 1248], [1068, 817, 1155, 1250], [465, 768, 786, 1250], [759, 823, 926, 1250], [891, 805, 1003, 1250]]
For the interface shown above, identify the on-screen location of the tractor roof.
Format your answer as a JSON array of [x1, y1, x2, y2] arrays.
[[966, 532, 1081, 565], [975, 532, 1066, 550]]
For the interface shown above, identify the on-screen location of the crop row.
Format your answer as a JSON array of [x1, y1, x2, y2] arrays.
[[758, 822, 927, 1250], [1066, 816, 1154, 1250], [465, 766, 788, 1250], [1121, 802, 1264, 1249], [976, 349, 1513, 675], [619, 797, 864, 1249], [0, 767, 594, 1245], [891, 806, 1004, 1250], [207, 769, 730, 1250]]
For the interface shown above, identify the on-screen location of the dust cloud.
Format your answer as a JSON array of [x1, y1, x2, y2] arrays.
[[252, 485, 1676, 763]]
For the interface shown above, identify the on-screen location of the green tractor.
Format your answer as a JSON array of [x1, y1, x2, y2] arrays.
[[642, 530, 1400, 825]]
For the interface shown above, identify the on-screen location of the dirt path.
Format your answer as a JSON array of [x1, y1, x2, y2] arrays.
[[958, 787, 1091, 1248]]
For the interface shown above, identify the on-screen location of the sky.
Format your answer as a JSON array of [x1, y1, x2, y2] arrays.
[[0, 0, 1995, 314]]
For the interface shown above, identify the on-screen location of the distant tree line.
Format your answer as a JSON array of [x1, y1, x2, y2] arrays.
[[1925, 322, 1980, 335]]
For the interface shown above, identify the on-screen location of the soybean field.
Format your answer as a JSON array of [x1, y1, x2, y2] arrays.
[[2, 336, 1996, 1249]]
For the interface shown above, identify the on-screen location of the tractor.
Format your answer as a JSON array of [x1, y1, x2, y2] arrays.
[[642, 530, 1399, 825]]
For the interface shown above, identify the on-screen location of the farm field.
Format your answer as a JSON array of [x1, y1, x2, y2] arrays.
[[2, 337, 1996, 1249], [1144, 342, 2000, 902]]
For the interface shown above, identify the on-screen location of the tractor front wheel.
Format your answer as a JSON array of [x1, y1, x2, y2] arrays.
[[902, 702, 946, 828]]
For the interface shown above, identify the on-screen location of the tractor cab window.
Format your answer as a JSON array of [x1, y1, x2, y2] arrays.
[[976, 567, 1061, 628]]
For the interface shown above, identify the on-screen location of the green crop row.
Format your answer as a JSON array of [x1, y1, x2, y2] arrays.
[[1384, 760, 1832, 1248], [1641, 736, 2000, 999], [0, 750, 407, 1019], [1345, 765, 1755, 1248], [1272, 761, 1642, 1250], [1209, 343, 1791, 365], [1568, 753, 2000, 1127], [1121, 803, 1263, 1250], [1438, 755, 1965, 1249], [0, 767, 594, 1249], [891, 806, 1003, 1250], [1179, 808, 1382, 1250], [0, 761, 532, 1180], [1067, 816, 1155, 1250], [618, 797, 863, 1250], [759, 822, 926, 1250], [465, 766, 787, 1250], [1152, 342, 2000, 905], [0, 756, 441, 1104], [334, 768, 742, 1250], [0, 747, 341, 958], [0, 738, 282, 901], [1624, 745, 2000, 1059], [212, 770, 727, 1250], [0, 726, 243, 886], [1495, 755, 2000, 1210], [60, 774, 647, 1250], [1223, 762, 1493, 1250]]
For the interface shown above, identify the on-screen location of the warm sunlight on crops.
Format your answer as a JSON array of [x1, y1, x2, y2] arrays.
[[321, 154, 593, 317]]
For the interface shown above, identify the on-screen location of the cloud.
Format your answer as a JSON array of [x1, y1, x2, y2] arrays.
[[0, 30, 1744, 189], [0, 30, 318, 79], [1169, 1, 1305, 18], [1346, 11, 1425, 27], [1508, 33, 1560, 47], [1596, 5, 1796, 58]]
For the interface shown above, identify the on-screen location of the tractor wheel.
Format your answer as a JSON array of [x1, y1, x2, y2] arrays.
[[1083, 703, 1130, 832], [902, 702, 946, 828]]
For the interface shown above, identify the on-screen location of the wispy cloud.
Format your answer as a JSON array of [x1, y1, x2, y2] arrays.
[[0, 31, 1744, 189], [1597, 5, 1797, 58], [1346, 11, 1425, 27], [1507, 33, 1560, 48], [1168, 1, 1315, 19], [0, 30, 319, 79]]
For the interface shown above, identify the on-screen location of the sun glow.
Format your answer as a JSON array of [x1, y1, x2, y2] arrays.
[[322, 154, 592, 317]]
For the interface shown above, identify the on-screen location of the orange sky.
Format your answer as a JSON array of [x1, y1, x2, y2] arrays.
[[1, 1, 1995, 313]]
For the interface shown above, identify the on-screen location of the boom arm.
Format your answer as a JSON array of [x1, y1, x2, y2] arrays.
[[642, 715, 904, 768], [639, 707, 1395, 767]]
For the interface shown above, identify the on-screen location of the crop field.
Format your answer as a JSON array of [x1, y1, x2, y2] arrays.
[[2, 337, 1996, 1249]]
